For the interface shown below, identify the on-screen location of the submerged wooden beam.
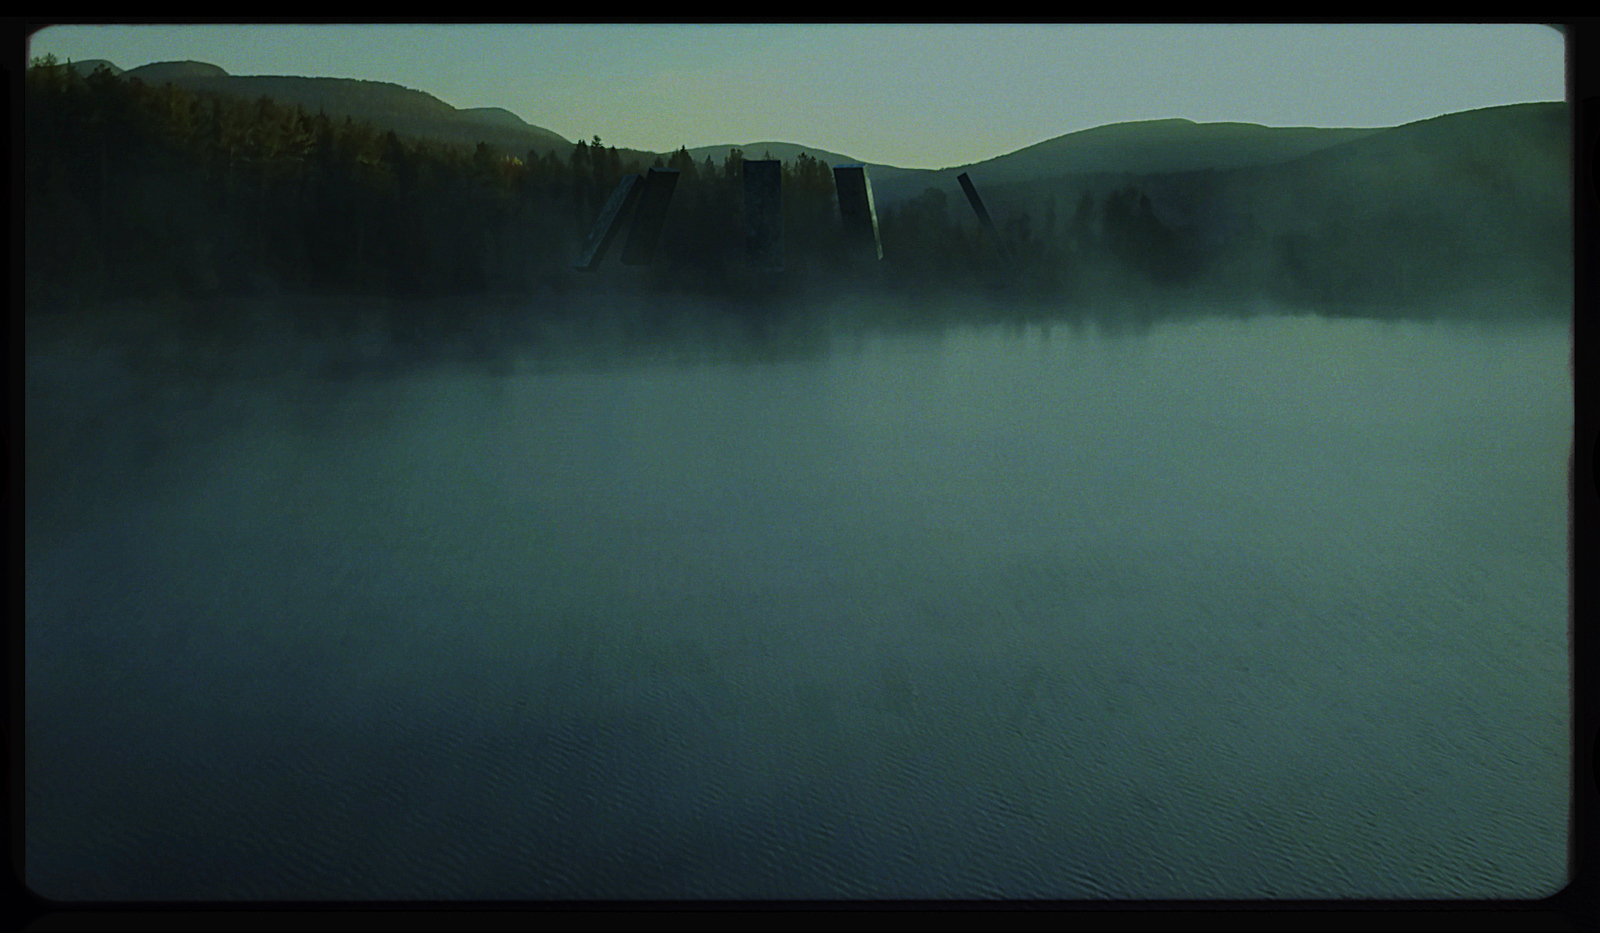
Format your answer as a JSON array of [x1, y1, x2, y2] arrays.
[[957, 172, 1012, 268], [620, 168, 680, 266], [833, 164, 882, 261], [743, 159, 783, 270], [573, 174, 642, 272]]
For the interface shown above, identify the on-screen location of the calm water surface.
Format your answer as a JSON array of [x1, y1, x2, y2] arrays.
[[25, 308, 1571, 900]]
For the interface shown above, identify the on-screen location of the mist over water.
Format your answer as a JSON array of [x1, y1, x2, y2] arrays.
[[25, 300, 1570, 900]]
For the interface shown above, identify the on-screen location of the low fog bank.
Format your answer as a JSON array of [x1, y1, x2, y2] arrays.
[[25, 283, 1571, 432], [26, 274, 1570, 373], [25, 284, 1567, 545]]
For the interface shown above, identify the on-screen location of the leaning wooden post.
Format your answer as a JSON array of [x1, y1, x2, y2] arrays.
[[957, 171, 1013, 269], [833, 164, 883, 261], [574, 174, 642, 271]]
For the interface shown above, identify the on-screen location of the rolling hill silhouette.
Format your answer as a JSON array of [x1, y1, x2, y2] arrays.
[[102, 59, 574, 159], [860, 120, 1387, 208], [89, 58, 1564, 222], [45, 57, 1568, 307]]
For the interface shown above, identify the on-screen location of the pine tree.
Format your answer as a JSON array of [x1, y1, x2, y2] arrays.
[[668, 145, 698, 183]]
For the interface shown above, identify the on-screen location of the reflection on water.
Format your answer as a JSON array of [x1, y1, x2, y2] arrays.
[[25, 300, 1571, 901]]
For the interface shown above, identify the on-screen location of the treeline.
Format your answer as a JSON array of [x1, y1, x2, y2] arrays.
[[25, 56, 1568, 321], [22, 56, 1212, 312], [27, 55, 595, 307], [25, 57, 897, 311], [874, 183, 1207, 301]]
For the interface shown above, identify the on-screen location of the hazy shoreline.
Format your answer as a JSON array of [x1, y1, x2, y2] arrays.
[[25, 280, 1570, 345]]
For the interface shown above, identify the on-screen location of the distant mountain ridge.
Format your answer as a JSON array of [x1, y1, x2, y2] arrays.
[[660, 121, 1393, 210], [862, 120, 1388, 208], [27, 55, 1571, 310], [953, 118, 1382, 179], [459, 107, 542, 131], [970, 102, 1567, 230], [67, 57, 1566, 243], [123, 60, 227, 81], [81, 59, 573, 159]]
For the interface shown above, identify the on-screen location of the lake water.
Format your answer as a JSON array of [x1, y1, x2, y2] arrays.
[[25, 306, 1572, 901]]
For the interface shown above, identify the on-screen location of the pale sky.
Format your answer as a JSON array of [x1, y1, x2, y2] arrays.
[[25, 23, 1567, 170]]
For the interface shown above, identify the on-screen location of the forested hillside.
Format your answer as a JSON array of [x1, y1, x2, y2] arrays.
[[24, 57, 850, 312], [115, 59, 576, 157], [968, 102, 1570, 306], [24, 56, 1570, 324]]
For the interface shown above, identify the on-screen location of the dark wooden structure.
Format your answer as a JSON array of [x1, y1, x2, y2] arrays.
[[620, 168, 679, 266], [957, 171, 1012, 268], [743, 159, 784, 271], [573, 174, 642, 271], [833, 164, 883, 261]]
